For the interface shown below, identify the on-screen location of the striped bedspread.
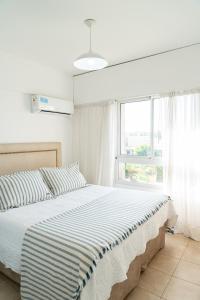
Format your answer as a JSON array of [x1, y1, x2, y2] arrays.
[[21, 190, 169, 300]]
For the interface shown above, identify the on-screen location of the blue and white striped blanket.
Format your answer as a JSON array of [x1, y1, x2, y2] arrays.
[[21, 190, 169, 300]]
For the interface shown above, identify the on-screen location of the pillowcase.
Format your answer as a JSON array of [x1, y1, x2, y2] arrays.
[[0, 170, 52, 211], [40, 163, 87, 196]]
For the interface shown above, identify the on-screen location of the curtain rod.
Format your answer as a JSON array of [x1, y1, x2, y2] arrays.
[[75, 99, 117, 108], [75, 88, 200, 107], [156, 88, 200, 99], [118, 88, 200, 102], [73, 42, 200, 77]]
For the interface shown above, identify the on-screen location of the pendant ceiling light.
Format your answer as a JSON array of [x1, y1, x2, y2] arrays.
[[74, 19, 108, 71]]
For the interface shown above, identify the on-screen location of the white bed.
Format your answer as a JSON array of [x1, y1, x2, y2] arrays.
[[0, 142, 177, 300], [0, 184, 175, 300]]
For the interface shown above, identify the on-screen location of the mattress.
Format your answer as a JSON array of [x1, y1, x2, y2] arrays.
[[0, 185, 176, 300]]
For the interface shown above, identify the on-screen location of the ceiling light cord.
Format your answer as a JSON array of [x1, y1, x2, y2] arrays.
[[89, 24, 92, 52], [85, 19, 94, 52]]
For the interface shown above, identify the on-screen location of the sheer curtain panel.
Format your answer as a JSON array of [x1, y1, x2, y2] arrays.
[[161, 93, 200, 241], [72, 101, 117, 186]]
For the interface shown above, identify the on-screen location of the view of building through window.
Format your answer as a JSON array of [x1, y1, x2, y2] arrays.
[[118, 99, 163, 186]]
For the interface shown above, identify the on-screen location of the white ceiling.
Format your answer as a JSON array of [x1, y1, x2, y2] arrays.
[[0, 0, 199, 75]]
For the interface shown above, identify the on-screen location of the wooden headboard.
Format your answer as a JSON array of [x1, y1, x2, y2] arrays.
[[0, 142, 61, 175]]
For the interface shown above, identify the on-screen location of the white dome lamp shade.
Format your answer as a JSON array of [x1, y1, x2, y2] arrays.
[[74, 19, 108, 71]]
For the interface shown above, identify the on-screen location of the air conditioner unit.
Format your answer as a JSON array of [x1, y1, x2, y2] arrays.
[[31, 95, 74, 115]]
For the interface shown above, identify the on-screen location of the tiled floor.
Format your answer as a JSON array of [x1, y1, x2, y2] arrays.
[[127, 233, 200, 300], [0, 234, 199, 300]]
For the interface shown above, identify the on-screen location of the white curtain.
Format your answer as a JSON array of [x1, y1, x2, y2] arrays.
[[161, 93, 200, 241], [72, 101, 117, 186]]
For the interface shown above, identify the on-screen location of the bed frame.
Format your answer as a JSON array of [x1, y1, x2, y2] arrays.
[[0, 142, 61, 175], [0, 142, 166, 300]]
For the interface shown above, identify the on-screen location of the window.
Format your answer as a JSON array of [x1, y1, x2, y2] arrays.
[[116, 98, 163, 189]]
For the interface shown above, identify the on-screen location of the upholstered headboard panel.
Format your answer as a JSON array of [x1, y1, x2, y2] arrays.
[[0, 142, 61, 175]]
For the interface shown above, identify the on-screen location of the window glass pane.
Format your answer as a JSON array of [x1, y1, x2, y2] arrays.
[[119, 162, 163, 184], [121, 100, 151, 156], [154, 99, 163, 157]]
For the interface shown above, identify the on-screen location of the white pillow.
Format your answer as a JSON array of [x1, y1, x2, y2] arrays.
[[40, 163, 87, 196], [0, 170, 52, 211]]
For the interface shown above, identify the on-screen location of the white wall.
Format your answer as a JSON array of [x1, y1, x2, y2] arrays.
[[0, 52, 73, 165], [74, 45, 200, 104]]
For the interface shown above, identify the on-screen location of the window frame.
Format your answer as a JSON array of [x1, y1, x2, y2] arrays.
[[115, 97, 163, 190]]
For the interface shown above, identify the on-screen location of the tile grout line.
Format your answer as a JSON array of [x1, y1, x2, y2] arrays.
[[160, 238, 200, 298], [133, 235, 197, 299], [180, 258, 200, 266], [180, 240, 200, 266], [159, 235, 189, 299], [171, 241, 187, 276], [171, 240, 200, 287], [140, 242, 183, 298], [137, 269, 162, 298], [172, 274, 200, 287], [141, 234, 190, 299], [159, 269, 173, 299], [171, 238, 200, 282]]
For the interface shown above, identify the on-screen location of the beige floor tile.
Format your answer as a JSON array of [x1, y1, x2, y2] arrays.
[[138, 268, 170, 297], [174, 260, 200, 286], [162, 277, 200, 300], [159, 234, 188, 259], [182, 244, 200, 265], [126, 286, 160, 300], [149, 252, 179, 275], [188, 238, 200, 248], [159, 243, 186, 259], [0, 278, 20, 300], [166, 233, 189, 247]]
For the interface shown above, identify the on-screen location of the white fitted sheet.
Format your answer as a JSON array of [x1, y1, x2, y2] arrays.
[[0, 185, 176, 300]]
